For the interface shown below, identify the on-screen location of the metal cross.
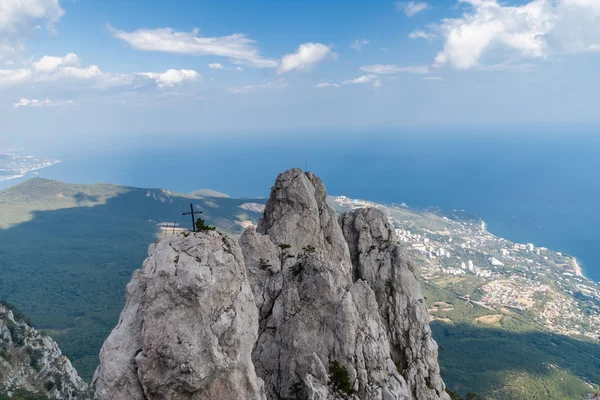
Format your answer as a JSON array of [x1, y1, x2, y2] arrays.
[[182, 203, 203, 232]]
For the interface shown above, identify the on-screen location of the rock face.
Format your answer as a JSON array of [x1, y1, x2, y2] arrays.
[[0, 304, 90, 399], [240, 168, 450, 400], [339, 207, 449, 400], [93, 232, 265, 400], [94, 168, 449, 400]]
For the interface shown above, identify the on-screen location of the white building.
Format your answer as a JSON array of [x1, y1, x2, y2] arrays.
[[526, 243, 534, 252]]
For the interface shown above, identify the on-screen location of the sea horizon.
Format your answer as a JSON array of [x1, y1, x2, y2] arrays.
[[2, 130, 600, 283]]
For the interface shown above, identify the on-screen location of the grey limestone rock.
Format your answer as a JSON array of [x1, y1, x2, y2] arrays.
[[93, 231, 265, 400], [240, 168, 447, 399], [94, 168, 449, 400], [0, 304, 90, 399], [339, 207, 451, 400]]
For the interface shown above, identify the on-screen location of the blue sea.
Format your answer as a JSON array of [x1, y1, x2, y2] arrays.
[[5, 129, 600, 282]]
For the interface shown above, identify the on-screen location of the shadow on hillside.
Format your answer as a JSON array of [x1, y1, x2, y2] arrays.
[[0, 188, 264, 380], [432, 321, 600, 397]]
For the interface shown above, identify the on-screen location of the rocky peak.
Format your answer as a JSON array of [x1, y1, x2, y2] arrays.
[[94, 168, 449, 400], [257, 168, 351, 272], [0, 304, 90, 399], [93, 232, 265, 400], [242, 169, 449, 400], [339, 208, 449, 400]]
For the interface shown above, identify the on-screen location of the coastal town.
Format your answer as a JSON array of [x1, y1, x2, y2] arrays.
[[0, 152, 60, 182], [330, 196, 600, 341]]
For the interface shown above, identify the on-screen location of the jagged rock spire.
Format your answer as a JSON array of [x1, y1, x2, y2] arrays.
[[93, 168, 449, 400], [256, 168, 351, 271], [339, 208, 450, 400], [93, 232, 265, 400], [241, 168, 449, 400]]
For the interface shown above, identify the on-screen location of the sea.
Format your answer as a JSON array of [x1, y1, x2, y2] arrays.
[[3, 128, 600, 282]]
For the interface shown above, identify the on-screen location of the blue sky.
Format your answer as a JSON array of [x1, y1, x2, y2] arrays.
[[1, 0, 600, 148]]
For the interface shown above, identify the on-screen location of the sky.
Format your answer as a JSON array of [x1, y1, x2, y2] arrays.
[[1, 0, 600, 147]]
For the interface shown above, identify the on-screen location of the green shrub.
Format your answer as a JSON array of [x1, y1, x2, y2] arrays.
[[259, 258, 272, 269], [195, 218, 216, 232], [0, 389, 49, 400], [0, 348, 11, 362], [291, 263, 304, 278], [0, 301, 33, 326], [328, 361, 355, 396], [302, 245, 316, 253], [27, 347, 44, 372], [7, 321, 25, 347], [44, 381, 55, 391]]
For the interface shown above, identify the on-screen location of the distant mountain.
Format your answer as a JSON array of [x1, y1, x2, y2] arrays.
[[188, 188, 230, 198]]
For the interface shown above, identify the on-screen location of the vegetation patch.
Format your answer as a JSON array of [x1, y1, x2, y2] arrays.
[[328, 361, 355, 397], [195, 218, 216, 232]]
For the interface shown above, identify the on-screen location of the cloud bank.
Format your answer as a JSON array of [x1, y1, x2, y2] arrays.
[[429, 0, 600, 69]]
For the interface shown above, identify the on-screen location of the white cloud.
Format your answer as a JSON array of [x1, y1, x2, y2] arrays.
[[0, 68, 32, 87], [398, 1, 431, 16], [409, 30, 436, 40], [360, 64, 430, 74], [109, 26, 279, 68], [207, 63, 245, 71], [342, 74, 378, 85], [317, 74, 383, 88], [228, 79, 287, 94], [316, 82, 341, 88], [0, 53, 201, 90], [137, 69, 199, 88], [429, 0, 600, 69], [350, 39, 370, 51], [13, 98, 74, 108], [423, 76, 443, 80], [0, 0, 64, 35], [278, 43, 333, 74], [0, 0, 64, 59], [33, 53, 79, 72]]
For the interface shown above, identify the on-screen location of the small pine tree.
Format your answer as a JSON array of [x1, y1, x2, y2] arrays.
[[329, 361, 355, 396], [195, 218, 216, 232]]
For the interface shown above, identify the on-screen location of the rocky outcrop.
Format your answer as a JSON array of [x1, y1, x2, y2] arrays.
[[0, 304, 90, 399], [93, 232, 265, 400], [94, 168, 449, 400], [339, 207, 449, 400], [240, 168, 449, 400]]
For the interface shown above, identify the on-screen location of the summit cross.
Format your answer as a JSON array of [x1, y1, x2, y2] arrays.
[[182, 203, 203, 232]]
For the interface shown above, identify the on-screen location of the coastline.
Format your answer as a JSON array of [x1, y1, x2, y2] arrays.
[[571, 257, 584, 278], [0, 160, 61, 182]]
